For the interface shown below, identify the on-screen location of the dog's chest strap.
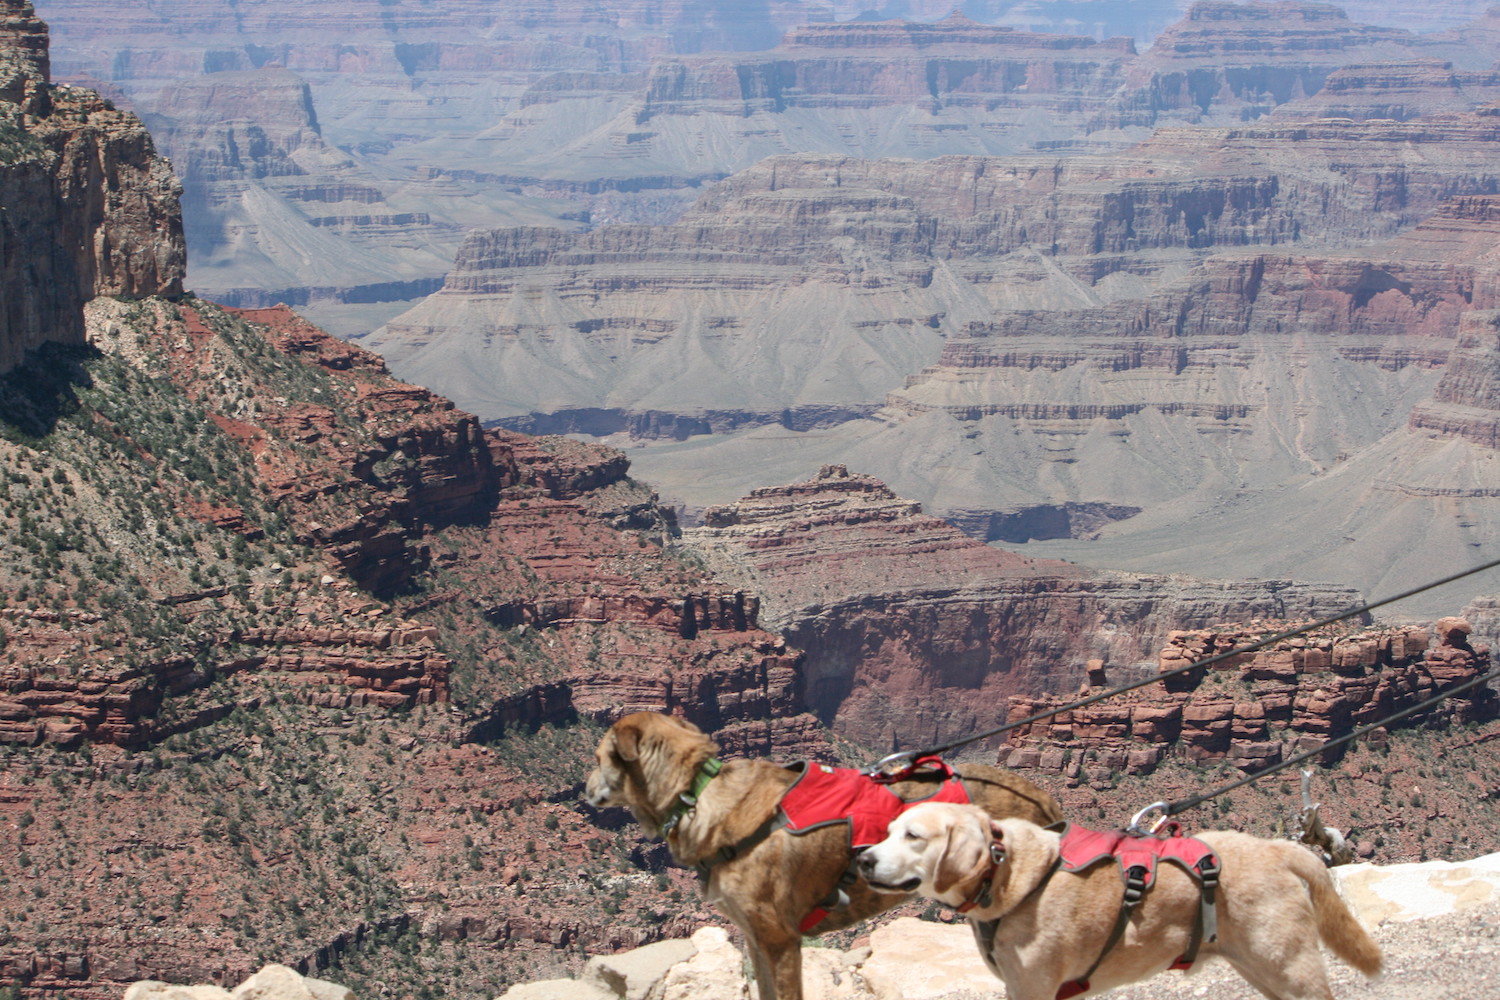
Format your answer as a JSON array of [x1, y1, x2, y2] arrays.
[[1052, 822, 1221, 1000]]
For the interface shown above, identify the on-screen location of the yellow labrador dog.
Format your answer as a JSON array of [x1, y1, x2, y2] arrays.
[[584, 713, 1063, 1000], [860, 801, 1383, 1000]]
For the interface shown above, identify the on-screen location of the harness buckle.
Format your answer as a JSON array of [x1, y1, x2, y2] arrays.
[[865, 750, 919, 779], [1122, 865, 1148, 907], [1126, 800, 1170, 836]]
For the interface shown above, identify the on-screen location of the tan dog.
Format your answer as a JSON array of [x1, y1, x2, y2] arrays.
[[860, 801, 1383, 1000], [583, 712, 1063, 1000]]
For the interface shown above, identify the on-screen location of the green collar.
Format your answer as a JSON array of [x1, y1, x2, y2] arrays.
[[659, 756, 722, 837]]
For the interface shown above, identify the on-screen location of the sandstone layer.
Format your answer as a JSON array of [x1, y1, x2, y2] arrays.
[[33, 0, 1500, 325], [1005, 617, 1496, 780]]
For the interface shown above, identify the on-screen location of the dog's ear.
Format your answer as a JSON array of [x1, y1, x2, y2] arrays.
[[933, 814, 989, 895], [614, 718, 644, 762]]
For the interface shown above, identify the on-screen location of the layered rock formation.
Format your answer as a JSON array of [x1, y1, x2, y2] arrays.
[[686, 465, 1364, 751], [34, 0, 1500, 327], [1005, 616, 1496, 781], [368, 108, 1500, 619], [0, 289, 834, 998], [0, 0, 183, 373], [137, 67, 461, 311], [449, 3, 1494, 187]]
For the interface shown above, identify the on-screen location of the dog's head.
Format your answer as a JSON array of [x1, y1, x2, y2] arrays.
[[860, 801, 1005, 902], [583, 712, 717, 834]]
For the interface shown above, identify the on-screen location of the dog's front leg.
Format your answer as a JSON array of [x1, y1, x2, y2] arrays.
[[713, 890, 802, 1000], [756, 929, 804, 1000]]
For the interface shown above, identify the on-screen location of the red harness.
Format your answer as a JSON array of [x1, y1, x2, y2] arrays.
[[779, 759, 971, 931], [1052, 822, 1221, 999]]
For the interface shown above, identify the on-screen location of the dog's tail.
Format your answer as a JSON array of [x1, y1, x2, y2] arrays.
[[1291, 847, 1383, 978]]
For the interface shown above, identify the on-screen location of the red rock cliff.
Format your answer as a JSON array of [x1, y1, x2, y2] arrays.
[[1004, 616, 1497, 783]]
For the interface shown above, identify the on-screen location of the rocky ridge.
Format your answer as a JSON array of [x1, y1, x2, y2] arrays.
[[1005, 616, 1496, 781], [0, 0, 183, 374], [33, 0, 1500, 329], [0, 293, 829, 998], [686, 464, 1366, 751]]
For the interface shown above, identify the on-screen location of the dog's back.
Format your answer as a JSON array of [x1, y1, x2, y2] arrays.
[[944, 763, 1064, 826]]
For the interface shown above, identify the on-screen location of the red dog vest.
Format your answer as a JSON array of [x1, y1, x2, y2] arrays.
[[778, 759, 972, 931]]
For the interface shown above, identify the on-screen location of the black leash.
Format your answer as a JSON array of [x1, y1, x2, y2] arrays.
[[868, 554, 1500, 774], [1129, 663, 1500, 825]]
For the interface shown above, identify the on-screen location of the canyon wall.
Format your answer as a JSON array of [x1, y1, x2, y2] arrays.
[[687, 465, 1363, 751], [0, 0, 183, 374], [1005, 616, 1496, 782], [30, 0, 1500, 328]]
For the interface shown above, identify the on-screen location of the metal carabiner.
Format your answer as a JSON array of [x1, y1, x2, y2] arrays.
[[1127, 800, 1171, 836], [864, 750, 918, 778]]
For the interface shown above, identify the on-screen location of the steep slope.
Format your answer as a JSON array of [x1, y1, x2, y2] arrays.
[[1, 13, 830, 984], [0, 291, 837, 998]]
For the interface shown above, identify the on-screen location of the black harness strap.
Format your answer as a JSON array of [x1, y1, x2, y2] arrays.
[[693, 811, 784, 881], [970, 856, 1061, 981], [1173, 853, 1221, 970], [1069, 863, 1150, 995]]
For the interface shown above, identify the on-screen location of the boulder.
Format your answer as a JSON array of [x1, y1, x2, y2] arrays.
[[1333, 852, 1500, 924], [857, 918, 997, 1000], [581, 937, 699, 1000]]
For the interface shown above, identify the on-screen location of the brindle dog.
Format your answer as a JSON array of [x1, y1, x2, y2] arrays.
[[583, 711, 1062, 1000]]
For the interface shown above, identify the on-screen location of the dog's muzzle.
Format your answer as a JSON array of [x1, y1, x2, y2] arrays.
[[857, 850, 920, 893], [583, 769, 615, 808]]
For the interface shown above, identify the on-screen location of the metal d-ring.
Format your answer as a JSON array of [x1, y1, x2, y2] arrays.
[[1127, 801, 1170, 836], [865, 750, 918, 778]]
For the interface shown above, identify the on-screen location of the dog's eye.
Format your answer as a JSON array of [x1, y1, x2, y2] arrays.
[[904, 831, 924, 842]]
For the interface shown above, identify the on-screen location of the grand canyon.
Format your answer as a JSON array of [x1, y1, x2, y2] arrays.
[[6, 1, 1500, 998]]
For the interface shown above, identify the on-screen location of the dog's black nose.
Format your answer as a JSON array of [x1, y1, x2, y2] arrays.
[[856, 851, 876, 877]]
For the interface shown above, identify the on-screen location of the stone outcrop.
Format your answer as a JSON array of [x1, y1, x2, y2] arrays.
[[0, 606, 449, 747], [1280, 60, 1500, 121], [688, 465, 1362, 750], [135, 67, 457, 312], [1004, 617, 1497, 781], [0, 0, 184, 374], [1118, 1, 1454, 127], [633, 15, 1137, 138], [126, 964, 353, 1000]]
